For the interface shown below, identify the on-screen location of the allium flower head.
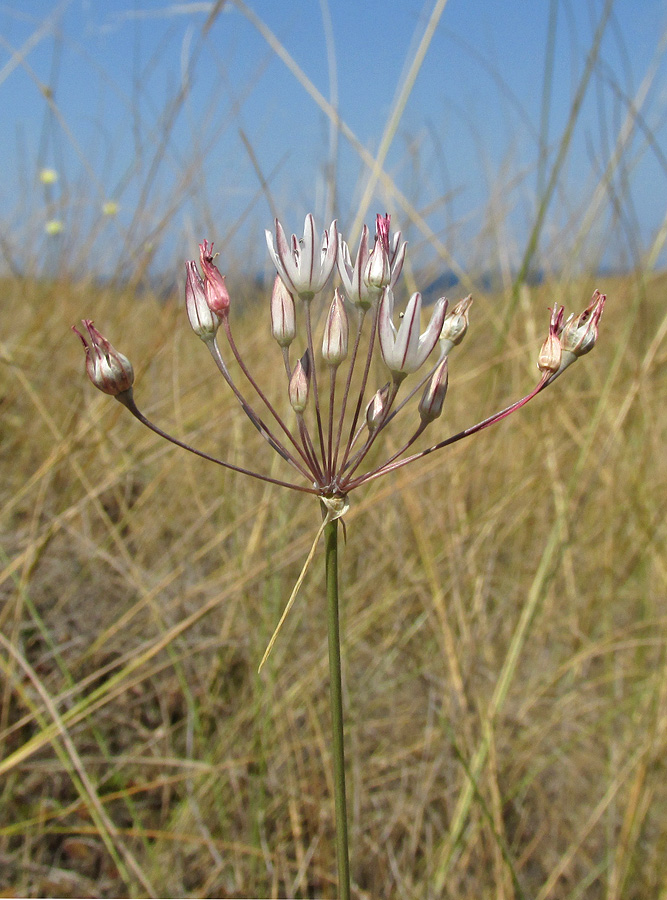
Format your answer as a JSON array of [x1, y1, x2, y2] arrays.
[[266, 215, 338, 300], [76, 212, 605, 505]]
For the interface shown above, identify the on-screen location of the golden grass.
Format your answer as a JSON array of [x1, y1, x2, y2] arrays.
[[1, 267, 666, 898]]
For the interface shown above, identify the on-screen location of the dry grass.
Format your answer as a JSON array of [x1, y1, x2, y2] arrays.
[[1, 266, 666, 898], [2, 1, 667, 896]]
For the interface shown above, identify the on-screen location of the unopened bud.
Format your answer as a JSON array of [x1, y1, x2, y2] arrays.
[[289, 350, 311, 413], [419, 358, 449, 423], [72, 320, 134, 397], [270, 275, 296, 347], [199, 240, 230, 315], [322, 290, 349, 366], [439, 295, 472, 354], [185, 261, 219, 340], [365, 383, 390, 434]]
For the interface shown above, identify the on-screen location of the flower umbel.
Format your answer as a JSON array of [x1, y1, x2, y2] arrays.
[[75, 216, 605, 500]]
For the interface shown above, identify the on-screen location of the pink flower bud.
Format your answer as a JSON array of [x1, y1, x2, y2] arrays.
[[322, 290, 349, 366], [199, 240, 230, 315], [419, 358, 449, 423], [72, 320, 134, 397], [289, 350, 311, 413], [185, 261, 219, 340], [365, 383, 390, 434], [270, 275, 296, 347], [365, 215, 392, 290]]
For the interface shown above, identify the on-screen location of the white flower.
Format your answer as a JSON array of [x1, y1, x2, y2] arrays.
[[266, 214, 338, 300], [378, 289, 447, 379]]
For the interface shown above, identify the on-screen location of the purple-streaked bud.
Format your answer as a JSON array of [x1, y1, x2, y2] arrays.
[[322, 289, 349, 366], [365, 383, 391, 435], [365, 214, 392, 290], [419, 358, 449, 423], [538, 306, 564, 375], [439, 295, 473, 354], [266, 215, 338, 300], [199, 241, 230, 315], [270, 274, 296, 347], [72, 320, 134, 397], [185, 260, 219, 340], [378, 289, 448, 380], [560, 290, 606, 358], [289, 350, 311, 413], [338, 225, 373, 309]]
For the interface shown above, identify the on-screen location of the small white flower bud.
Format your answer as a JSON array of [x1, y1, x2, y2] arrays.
[[270, 275, 296, 347], [322, 290, 349, 366], [289, 351, 311, 413]]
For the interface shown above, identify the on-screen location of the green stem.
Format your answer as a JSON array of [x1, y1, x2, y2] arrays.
[[324, 515, 350, 900]]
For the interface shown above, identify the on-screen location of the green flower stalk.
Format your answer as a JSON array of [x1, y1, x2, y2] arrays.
[[75, 214, 606, 899]]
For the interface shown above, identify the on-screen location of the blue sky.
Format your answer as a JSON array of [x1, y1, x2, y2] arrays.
[[1, 0, 666, 279]]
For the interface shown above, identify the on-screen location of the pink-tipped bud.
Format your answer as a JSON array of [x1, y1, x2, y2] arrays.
[[72, 320, 134, 397], [365, 214, 392, 290], [199, 240, 230, 315], [538, 306, 564, 375], [322, 289, 349, 366], [365, 383, 391, 435], [270, 275, 296, 347], [439, 295, 472, 353], [185, 260, 219, 340], [419, 358, 449, 423], [289, 350, 311, 413]]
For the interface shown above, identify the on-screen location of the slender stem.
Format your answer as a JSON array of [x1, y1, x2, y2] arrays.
[[332, 308, 366, 473], [116, 392, 319, 494], [324, 515, 350, 900], [220, 320, 317, 479], [339, 301, 380, 473], [304, 302, 328, 473], [346, 375, 549, 490]]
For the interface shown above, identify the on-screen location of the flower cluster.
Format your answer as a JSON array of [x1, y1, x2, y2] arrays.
[[74, 214, 605, 505]]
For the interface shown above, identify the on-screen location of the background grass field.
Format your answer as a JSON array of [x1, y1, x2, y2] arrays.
[[1, 1, 667, 898]]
